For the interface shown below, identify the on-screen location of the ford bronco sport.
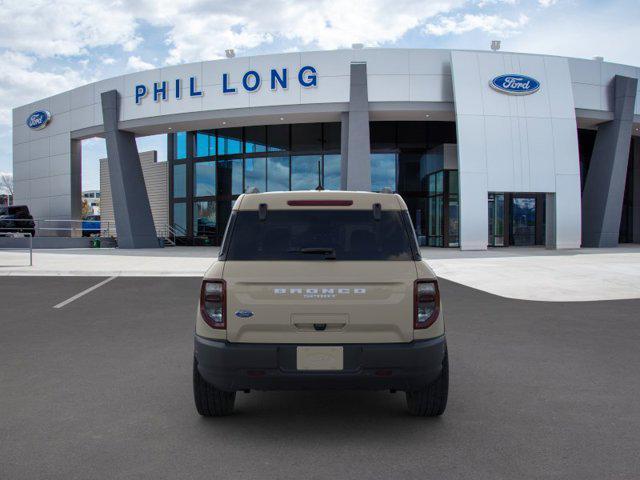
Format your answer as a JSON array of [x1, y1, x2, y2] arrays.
[[193, 191, 448, 416]]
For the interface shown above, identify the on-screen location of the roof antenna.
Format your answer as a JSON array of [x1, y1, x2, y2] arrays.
[[315, 159, 324, 191]]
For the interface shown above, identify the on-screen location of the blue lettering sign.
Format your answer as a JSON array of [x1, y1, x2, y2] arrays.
[[134, 65, 318, 105], [135, 85, 148, 104], [190, 76, 202, 97], [490, 74, 540, 95], [242, 70, 261, 92], [270, 68, 287, 90], [298, 66, 317, 87], [222, 73, 236, 94], [153, 81, 168, 102]]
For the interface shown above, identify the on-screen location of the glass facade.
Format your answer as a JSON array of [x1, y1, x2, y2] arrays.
[[169, 122, 341, 244], [169, 120, 461, 246], [369, 122, 459, 247]]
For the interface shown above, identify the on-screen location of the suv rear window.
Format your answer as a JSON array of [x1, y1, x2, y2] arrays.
[[224, 210, 417, 261]]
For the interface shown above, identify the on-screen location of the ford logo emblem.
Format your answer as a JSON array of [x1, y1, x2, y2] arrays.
[[235, 310, 254, 318], [26, 110, 52, 130], [490, 74, 540, 95]]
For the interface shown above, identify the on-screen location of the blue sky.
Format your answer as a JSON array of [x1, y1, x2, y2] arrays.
[[1, 0, 639, 191]]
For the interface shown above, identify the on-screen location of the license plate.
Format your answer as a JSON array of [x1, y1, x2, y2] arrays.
[[296, 346, 344, 371]]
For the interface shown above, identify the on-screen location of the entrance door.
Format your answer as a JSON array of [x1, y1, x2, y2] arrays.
[[488, 193, 505, 246], [510, 196, 537, 246]]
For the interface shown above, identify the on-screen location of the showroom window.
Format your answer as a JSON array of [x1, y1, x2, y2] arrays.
[[169, 123, 341, 245], [173, 163, 186, 198], [194, 161, 216, 197], [195, 131, 216, 157], [369, 121, 458, 247]]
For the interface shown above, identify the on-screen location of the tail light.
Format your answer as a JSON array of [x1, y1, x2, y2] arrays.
[[200, 280, 226, 329], [414, 280, 440, 329]]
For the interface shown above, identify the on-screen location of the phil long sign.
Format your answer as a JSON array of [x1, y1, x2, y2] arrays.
[[490, 74, 540, 95], [135, 65, 318, 105]]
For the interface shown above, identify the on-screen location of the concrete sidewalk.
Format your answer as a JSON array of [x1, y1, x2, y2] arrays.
[[0, 247, 219, 277], [1, 245, 639, 301], [423, 245, 640, 302]]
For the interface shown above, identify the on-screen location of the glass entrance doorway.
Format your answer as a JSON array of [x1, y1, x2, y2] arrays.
[[488, 193, 546, 247], [511, 196, 537, 246], [488, 193, 505, 246]]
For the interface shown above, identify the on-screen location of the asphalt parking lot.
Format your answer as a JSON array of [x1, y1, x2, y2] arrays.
[[1, 276, 639, 480]]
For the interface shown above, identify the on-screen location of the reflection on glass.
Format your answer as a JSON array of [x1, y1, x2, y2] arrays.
[[245, 157, 267, 192], [194, 161, 216, 197], [194, 201, 216, 236], [175, 132, 187, 160], [428, 195, 443, 247], [173, 202, 187, 234], [323, 154, 341, 190], [245, 126, 267, 153], [173, 164, 186, 198], [267, 156, 290, 191], [292, 155, 321, 190], [448, 171, 459, 247], [448, 200, 459, 247], [217, 128, 242, 155], [218, 159, 243, 195], [511, 197, 536, 246], [196, 131, 215, 157], [488, 193, 505, 246], [371, 153, 397, 192]]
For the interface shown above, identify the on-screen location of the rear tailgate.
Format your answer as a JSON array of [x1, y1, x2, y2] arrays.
[[223, 261, 418, 344]]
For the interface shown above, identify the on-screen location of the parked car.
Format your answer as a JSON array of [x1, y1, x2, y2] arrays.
[[193, 190, 448, 417], [82, 214, 101, 237], [0, 205, 36, 236]]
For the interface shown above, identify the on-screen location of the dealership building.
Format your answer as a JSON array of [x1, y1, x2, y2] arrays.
[[11, 48, 640, 249]]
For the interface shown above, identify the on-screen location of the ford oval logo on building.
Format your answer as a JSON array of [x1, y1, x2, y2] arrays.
[[26, 110, 52, 130], [490, 74, 540, 95]]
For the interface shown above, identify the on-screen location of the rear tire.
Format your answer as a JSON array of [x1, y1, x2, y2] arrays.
[[405, 349, 449, 417], [193, 358, 236, 417]]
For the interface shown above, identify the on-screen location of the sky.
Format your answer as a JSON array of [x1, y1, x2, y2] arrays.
[[1, 0, 639, 192]]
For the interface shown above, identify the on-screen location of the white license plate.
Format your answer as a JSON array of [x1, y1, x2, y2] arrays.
[[296, 346, 344, 371]]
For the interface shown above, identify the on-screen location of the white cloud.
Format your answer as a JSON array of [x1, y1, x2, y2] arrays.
[[538, 0, 558, 6], [126, 55, 155, 72], [133, 0, 468, 64], [509, 8, 640, 66], [0, 51, 85, 124], [425, 13, 529, 36], [0, 1, 141, 57]]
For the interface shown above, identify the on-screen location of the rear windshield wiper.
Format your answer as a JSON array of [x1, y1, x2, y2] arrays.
[[288, 247, 337, 260]]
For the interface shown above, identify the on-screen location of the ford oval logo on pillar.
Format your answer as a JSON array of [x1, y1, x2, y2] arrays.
[[26, 110, 52, 130], [490, 74, 540, 95]]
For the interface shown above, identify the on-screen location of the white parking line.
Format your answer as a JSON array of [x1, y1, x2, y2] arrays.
[[53, 276, 117, 309]]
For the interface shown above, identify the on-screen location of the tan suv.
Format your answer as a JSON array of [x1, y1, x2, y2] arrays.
[[193, 191, 448, 416]]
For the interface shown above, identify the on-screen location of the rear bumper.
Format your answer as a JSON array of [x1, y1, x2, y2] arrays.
[[194, 335, 446, 392]]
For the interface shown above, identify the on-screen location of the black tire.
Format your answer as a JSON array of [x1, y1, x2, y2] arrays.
[[405, 349, 449, 417], [193, 358, 236, 417]]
